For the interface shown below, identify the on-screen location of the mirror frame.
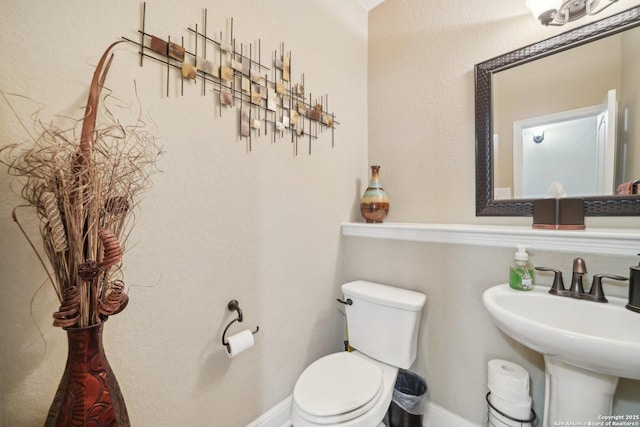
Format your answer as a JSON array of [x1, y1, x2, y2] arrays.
[[475, 6, 640, 216]]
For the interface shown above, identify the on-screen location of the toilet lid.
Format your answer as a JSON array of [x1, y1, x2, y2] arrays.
[[293, 352, 383, 418]]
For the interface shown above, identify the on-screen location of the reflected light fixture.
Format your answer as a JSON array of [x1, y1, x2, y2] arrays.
[[533, 129, 544, 144], [525, 0, 619, 26], [532, 128, 545, 144]]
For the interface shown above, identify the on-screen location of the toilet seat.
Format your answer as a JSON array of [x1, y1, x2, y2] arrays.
[[293, 352, 384, 424]]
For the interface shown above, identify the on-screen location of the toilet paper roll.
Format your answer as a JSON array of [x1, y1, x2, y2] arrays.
[[488, 359, 530, 402], [490, 392, 532, 421], [226, 329, 255, 358]]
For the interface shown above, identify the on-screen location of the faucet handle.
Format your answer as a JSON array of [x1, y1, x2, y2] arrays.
[[535, 267, 565, 295], [588, 274, 628, 303], [568, 258, 588, 294], [572, 257, 587, 274]]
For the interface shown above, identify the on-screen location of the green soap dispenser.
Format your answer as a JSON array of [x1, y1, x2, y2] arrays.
[[510, 245, 534, 291]]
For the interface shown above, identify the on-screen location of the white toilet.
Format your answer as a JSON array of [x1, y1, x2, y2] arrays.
[[290, 280, 427, 427]]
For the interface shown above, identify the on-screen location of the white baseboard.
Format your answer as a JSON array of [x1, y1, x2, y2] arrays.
[[246, 396, 292, 427], [424, 401, 481, 427], [247, 396, 481, 427]]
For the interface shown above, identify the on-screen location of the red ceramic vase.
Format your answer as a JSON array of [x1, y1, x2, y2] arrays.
[[45, 322, 130, 427]]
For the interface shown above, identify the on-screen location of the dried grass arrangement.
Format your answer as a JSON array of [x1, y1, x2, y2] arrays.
[[1, 42, 161, 328]]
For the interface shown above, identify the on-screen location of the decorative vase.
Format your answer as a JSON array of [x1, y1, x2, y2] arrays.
[[360, 165, 390, 223], [45, 322, 130, 427]]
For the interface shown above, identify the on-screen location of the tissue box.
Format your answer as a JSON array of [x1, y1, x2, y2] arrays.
[[533, 198, 584, 230]]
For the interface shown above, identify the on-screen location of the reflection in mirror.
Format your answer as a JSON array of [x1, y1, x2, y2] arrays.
[[493, 30, 638, 199], [475, 6, 640, 216]]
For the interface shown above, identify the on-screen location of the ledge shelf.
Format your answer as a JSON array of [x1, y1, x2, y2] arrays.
[[341, 222, 640, 257]]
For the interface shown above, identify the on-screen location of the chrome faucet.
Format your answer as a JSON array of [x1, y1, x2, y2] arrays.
[[535, 257, 627, 303]]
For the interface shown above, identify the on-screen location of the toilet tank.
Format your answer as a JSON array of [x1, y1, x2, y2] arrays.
[[342, 280, 426, 369]]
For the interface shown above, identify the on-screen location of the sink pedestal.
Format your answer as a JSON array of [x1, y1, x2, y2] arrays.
[[544, 356, 619, 426], [483, 283, 640, 427]]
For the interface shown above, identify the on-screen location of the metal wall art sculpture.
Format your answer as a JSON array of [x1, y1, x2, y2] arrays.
[[123, 3, 339, 155]]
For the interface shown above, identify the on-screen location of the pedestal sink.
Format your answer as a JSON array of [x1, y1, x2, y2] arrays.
[[483, 284, 640, 426]]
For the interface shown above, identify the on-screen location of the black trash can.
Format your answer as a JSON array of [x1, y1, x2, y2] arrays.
[[387, 370, 427, 427]]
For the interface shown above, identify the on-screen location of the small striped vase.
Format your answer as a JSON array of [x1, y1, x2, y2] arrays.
[[360, 165, 390, 223]]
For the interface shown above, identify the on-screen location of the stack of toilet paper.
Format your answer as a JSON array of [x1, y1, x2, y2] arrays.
[[488, 359, 532, 426]]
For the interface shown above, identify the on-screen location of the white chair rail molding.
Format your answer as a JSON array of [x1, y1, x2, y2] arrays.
[[340, 222, 640, 257]]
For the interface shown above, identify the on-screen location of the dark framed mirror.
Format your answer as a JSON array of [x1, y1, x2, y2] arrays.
[[475, 6, 640, 216]]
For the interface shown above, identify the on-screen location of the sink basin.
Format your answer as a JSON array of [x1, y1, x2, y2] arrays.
[[483, 283, 640, 426], [483, 283, 640, 380]]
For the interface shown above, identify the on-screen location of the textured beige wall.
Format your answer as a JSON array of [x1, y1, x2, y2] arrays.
[[367, 0, 640, 228], [362, 0, 640, 423], [0, 1, 367, 426], [341, 239, 640, 422], [3, 0, 640, 425]]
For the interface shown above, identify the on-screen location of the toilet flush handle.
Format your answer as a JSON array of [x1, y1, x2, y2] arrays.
[[336, 298, 353, 305]]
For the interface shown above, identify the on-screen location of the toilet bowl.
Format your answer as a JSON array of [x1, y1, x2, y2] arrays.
[[290, 280, 427, 427], [290, 351, 397, 427]]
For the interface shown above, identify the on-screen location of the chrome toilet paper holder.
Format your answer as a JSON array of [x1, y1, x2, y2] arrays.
[[222, 300, 259, 352]]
